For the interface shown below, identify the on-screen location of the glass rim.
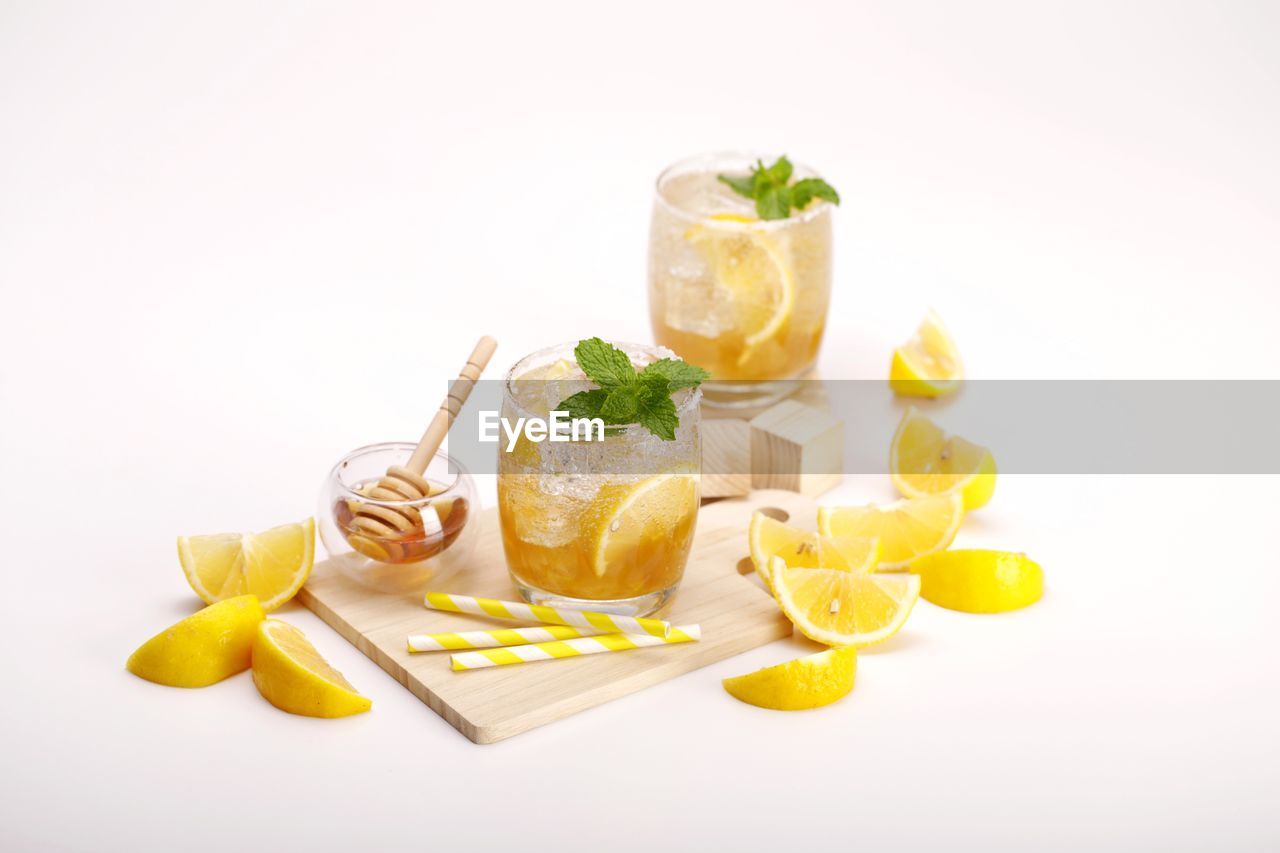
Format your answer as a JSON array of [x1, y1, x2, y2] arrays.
[[328, 442, 469, 506], [503, 340, 703, 426], [652, 150, 834, 229]]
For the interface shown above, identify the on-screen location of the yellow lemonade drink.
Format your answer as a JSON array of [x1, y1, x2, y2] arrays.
[[648, 153, 835, 407], [497, 341, 702, 615]]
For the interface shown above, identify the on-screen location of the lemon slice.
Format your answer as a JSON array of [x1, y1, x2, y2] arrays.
[[581, 474, 699, 578], [910, 549, 1042, 613], [126, 595, 265, 688], [251, 619, 371, 718], [686, 217, 795, 360], [178, 518, 315, 612], [890, 408, 997, 510], [890, 309, 963, 397], [748, 511, 879, 592], [723, 647, 857, 710], [818, 493, 963, 570], [770, 557, 921, 648]]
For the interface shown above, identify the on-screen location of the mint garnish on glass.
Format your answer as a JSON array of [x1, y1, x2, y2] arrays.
[[717, 155, 840, 221], [556, 338, 710, 440]]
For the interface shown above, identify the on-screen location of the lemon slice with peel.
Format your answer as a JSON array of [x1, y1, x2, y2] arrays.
[[178, 518, 315, 612], [910, 549, 1042, 613], [723, 647, 857, 710], [771, 558, 921, 648], [581, 474, 699, 578], [686, 216, 795, 360], [126, 595, 265, 688], [251, 619, 371, 718], [890, 408, 997, 510], [818, 493, 963, 570], [890, 309, 963, 397], [748, 511, 879, 592]]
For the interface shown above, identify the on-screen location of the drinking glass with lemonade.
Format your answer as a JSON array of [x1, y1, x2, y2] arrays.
[[648, 152, 837, 408], [497, 340, 705, 615]]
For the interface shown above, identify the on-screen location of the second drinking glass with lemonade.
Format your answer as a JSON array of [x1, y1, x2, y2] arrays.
[[648, 152, 837, 408]]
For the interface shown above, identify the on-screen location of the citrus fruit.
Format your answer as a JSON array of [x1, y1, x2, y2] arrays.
[[722, 647, 857, 710], [748, 511, 879, 591], [890, 408, 997, 510], [771, 557, 921, 648], [179, 518, 315, 612], [686, 217, 795, 361], [910, 549, 1042, 613], [889, 309, 963, 397], [581, 474, 699, 578], [817, 493, 964, 570], [126, 595, 264, 688], [251, 619, 371, 718]]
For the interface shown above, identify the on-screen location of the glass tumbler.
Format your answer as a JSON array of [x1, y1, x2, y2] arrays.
[[497, 341, 701, 616], [648, 151, 834, 409]]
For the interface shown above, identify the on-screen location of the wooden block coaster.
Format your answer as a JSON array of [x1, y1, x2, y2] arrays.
[[701, 419, 752, 498], [749, 399, 844, 496], [298, 490, 811, 744]]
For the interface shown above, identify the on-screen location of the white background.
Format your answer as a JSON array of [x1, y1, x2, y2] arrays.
[[2, 1, 1278, 850]]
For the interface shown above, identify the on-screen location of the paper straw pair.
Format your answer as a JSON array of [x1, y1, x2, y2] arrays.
[[414, 592, 700, 671]]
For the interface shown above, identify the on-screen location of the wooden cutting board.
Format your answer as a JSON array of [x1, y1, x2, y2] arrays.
[[298, 489, 812, 743]]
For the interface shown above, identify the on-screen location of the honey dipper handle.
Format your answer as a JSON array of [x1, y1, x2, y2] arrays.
[[406, 335, 498, 475]]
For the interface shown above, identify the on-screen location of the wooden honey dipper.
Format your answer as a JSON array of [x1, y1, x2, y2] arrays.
[[345, 336, 497, 560]]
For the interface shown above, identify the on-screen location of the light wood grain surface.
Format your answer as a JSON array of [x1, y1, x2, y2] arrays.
[[299, 489, 810, 743]]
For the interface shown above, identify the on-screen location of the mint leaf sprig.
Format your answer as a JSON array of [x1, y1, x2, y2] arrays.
[[556, 338, 710, 440], [718, 155, 839, 221]]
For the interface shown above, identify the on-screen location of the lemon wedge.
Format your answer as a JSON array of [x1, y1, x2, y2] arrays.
[[890, 408, 997, 510], [890, 309, 963, 397], [722, 647, 857, 710], [910, 549, 1042, 613], [748, 511, 879, 591], [581, 474, 699, 578], [818, 493, 964, 570], [686, 217, 795, 362], [179, 518, 315, 612], [770, 557, 920, 648], [251, 619, 371, 718], [126, 596, 264, 688]]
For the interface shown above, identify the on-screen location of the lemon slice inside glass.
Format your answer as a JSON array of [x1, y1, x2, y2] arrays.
[[890, 309, 963, 397], [890, 408, 997, 509], [770, 558, 921, 648], [686, 216, 795, 361], [817, 493, 964, 570], [178, 518, 315, 612], [581, 474, 699, 579]]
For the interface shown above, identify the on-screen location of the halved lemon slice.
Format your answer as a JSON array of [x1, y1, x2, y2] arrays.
[[818, 493, 963, 570], [686, 217, 795, 360], [126, 595, 265, 688], [748, 511, 879, 591], [889, 309, 963, 397], [581, 474, 699, 578], [178, 518, 315, 612], [910, 549, 1042, 613], [890, 408, 997, 509], [251, 619, 371, 718], [722, 646, 857, 711], [770, 557, 921, 648]]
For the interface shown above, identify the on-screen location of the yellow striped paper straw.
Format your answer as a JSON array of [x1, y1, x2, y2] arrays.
[[407, 625, 608, 653], [423, 592, 673, 637], [450, 625, 701, 671]]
